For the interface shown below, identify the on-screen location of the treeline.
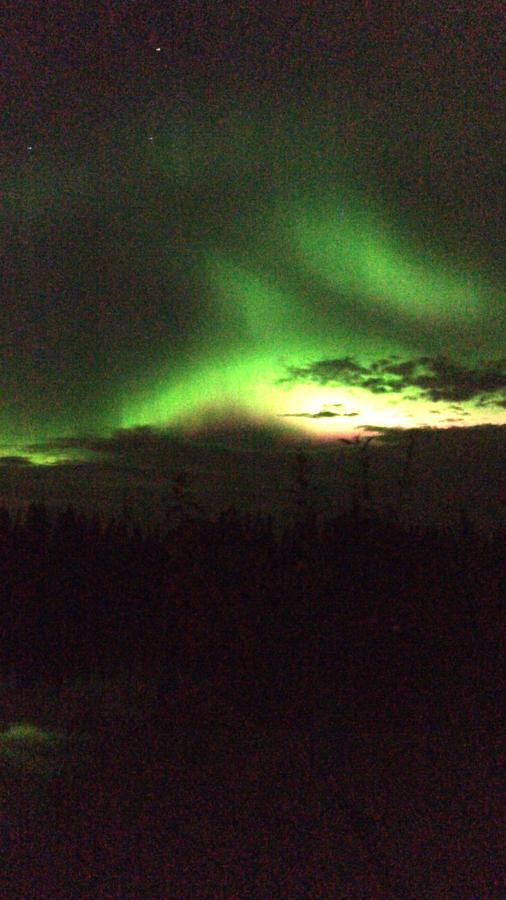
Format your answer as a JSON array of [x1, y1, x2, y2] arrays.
[[0, 491, 503, 689]]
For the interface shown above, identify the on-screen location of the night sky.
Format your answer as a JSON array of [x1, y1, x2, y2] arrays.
[[2, 2, 505, 529]]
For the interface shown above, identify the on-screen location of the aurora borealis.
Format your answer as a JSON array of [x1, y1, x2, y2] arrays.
[[2, 2, 505, 524]]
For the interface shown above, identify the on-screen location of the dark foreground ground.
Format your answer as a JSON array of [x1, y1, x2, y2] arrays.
[[0, 624, 503, 899]]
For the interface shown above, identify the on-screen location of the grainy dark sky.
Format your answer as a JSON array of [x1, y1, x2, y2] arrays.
[[1, 1, 504, 528]]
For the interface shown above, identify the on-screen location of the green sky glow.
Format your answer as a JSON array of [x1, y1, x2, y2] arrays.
[[118, 136, 502, 440], [286, 202, 483, 323], [2, 99, 504, 465], [118, 247, 406, 436]]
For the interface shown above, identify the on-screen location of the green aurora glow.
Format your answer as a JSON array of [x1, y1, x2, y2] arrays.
[[2, 102, 505, 465], [117, 115, 502, 440]]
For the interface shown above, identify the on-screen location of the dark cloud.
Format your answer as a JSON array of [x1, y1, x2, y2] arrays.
[[281, 355, 506, 407], [280, 409, 360, 419], [278, 357, 365, 386], [280, 410, 339, 419], [477, 397, 506, 409], [24, 419, 309, 466], [362, 380, 395, 393], [0, 455, 33, 466]]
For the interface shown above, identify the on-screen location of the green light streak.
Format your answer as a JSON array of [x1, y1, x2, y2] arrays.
[[285, 201, 483, 322]]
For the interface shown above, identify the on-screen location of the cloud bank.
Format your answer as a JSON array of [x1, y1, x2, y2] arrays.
[[280, 354, 506, 407]]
